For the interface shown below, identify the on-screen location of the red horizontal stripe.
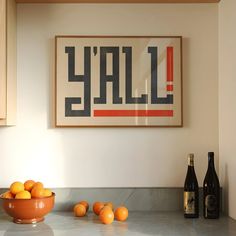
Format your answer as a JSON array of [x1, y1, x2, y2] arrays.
[[94, 110, 173, 117], [167, 85, 173, 91]]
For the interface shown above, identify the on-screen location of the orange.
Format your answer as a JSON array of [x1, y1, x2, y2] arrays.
[[104, 202, 114, 211], [33, 182, 44, 189], [114, 206, 128, 221], [99, 206, 114, 224], [24, 180, 35, 192], [10, 182, 24, 195], [74, 203, 86, 217], [79, 200, 89, 212], [2, 191, 14, 199], [31, 186, 44, 198], [93, 202, 104, 215], [15, 190, 31, 199], [43, 189, 52, 197]]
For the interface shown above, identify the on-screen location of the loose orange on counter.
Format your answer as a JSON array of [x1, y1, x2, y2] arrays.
[[74, 203, 86, 217], [114, 206, 128, 221], [24, 180, 35, 192], [15, 190, 31, 199], [93, 202, 105, 215], [10, 182, 24, 195], [104, 202, 114, 211], [99, 206, 114, 225], [79, 201, 89, 212]]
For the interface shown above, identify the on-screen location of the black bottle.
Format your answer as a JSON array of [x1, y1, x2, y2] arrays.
[[203, 152, 220, 219], [184, 154, 199, 218]]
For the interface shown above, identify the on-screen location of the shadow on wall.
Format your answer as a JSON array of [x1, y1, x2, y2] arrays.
[[49, 37, 55, 129], [182, 37, 190, 128], [223, 164, 229, 215]]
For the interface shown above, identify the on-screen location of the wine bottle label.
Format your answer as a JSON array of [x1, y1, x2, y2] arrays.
[[205, 195, 217, 216], [184, 192, 195, 214]]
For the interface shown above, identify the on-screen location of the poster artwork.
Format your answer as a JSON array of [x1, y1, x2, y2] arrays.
[[55, 36, 182, 127]]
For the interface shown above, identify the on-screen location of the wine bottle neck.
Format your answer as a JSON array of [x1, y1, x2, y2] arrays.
[[208, 155, 215, 170]]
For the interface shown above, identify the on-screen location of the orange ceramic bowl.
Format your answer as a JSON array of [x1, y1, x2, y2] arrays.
[[0, 193, 55, 224]]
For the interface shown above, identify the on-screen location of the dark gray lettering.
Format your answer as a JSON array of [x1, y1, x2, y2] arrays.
[[148, 47, 173, 104], [65, 47, 91, 116], [94, 47, 122, 104], [123, 47, 148, 104]]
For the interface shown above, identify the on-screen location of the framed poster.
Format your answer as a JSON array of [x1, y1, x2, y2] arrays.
[[55, 36, 182, 127]]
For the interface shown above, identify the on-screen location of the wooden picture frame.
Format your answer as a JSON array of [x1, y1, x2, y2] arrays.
[[55, 36, 182, 127]]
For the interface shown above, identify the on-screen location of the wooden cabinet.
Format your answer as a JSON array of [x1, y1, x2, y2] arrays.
[[15, 0, 220, 3], [0, 0, 16, 126]]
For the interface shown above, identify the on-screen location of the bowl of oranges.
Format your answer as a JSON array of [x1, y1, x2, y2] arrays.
[[0, 180, 55, 224]]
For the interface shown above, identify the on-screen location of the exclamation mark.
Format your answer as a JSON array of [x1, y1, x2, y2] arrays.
[[166, 47, 173, 92]]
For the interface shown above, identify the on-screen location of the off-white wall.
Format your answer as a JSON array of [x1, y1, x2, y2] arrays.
[[0, 4, 218, 187], [219, 0, 236, 220]]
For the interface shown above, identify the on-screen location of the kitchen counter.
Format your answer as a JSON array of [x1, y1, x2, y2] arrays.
[[0, 212, 236, 236]]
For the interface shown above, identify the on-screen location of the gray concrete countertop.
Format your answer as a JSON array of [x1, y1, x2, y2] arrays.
[[0, 212, 236, 236]]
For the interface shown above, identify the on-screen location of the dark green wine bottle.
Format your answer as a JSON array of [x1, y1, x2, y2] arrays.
[[184, 154, 199, 218], [203, 152, 220, 219]]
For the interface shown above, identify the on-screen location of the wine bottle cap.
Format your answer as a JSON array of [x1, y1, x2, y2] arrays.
[[188, 153, 194, 166], [208, 152, 214, 157], [208, 152, 215, 165], [188, 153, 194, 158]]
